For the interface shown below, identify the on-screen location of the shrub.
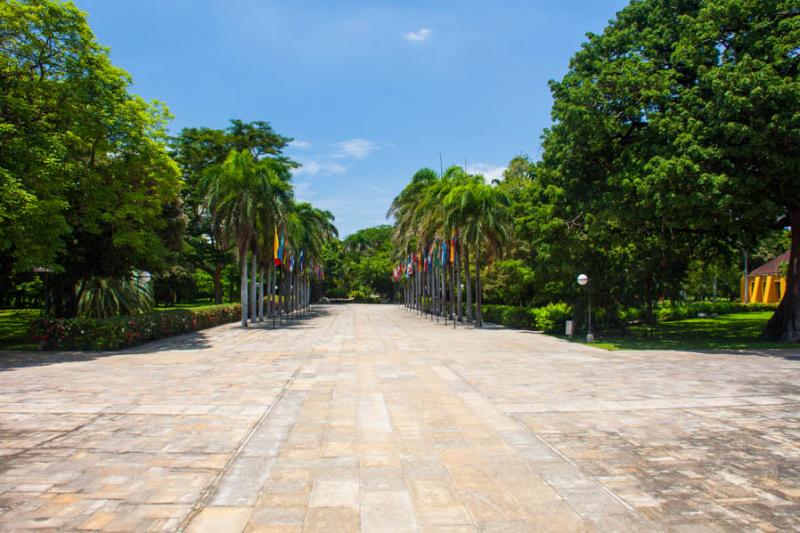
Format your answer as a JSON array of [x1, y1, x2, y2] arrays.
[[655, 301, 776, 321], [501, 306, 536, 329], [472, 304, 535, 330], [30, 304, 241, 351], [479, 304, 508, 325], [348, 287, 381, 303], [531, 302, 573, 333]]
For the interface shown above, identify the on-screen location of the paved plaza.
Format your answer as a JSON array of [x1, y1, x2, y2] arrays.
[[0, 304, 798, 531]]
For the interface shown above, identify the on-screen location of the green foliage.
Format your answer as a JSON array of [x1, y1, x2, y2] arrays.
[[482, 260, 536, 306], [325, 226, 395, 301], [0, 0, 182, 317], [0, 308, 40, 350], [31, 304, 241, 351], [590, 312, 786, 351], [152, 266, 202, 305], [473, 303, 571, 332], [501, 306, 535, 329], [77, 273, 154, 318], [654, 301, 776, 322], [531, 303, 573, 333], [347, 287, 382, 304], [478, 0, 800, 340], [170, 120, 295, 303]]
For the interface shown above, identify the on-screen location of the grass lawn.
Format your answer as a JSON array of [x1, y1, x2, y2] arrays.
[[0, 309, 40, 351], [585, 311, 796, 351]]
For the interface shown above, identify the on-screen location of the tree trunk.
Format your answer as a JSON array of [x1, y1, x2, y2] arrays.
[[476, 241, 482, 328], [240, 251, 248, 327], [250, 253, 257, 323], [258, 267, 264, 321], [269, 263, 275, 318], [465, 247, 472, 323], [456, 240, 462, 322], [450, 261, 455, 320], [213, 262, 224, 304], [763, 206, 800, 342]]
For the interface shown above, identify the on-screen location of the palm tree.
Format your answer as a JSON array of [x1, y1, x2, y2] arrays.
[[445, 180, 510, 327], [388, 168, 439, 313], [292, 202, 337, 312], [204, 150, 291, 326]]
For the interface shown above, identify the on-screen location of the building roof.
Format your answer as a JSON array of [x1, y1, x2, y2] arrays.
[[750, 251, 790, 276]]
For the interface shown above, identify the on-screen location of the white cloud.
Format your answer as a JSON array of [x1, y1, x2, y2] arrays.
[[467, 163, 506, 183], [332, 138, 380, 160], [404, 27, 432, 42], [293, 160, 346, 177], [293, 181, 315, 200], [289, 139, 311, 149]]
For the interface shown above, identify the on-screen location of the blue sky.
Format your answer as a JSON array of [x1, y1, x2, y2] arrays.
[[74, 0, 629, 236]]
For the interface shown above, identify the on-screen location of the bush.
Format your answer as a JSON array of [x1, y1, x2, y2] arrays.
[[30, 304, 241, 351], [531, 302, 573, 333], [473, 304, 535, 330], [502, 306, 536, 329], [655, 301, 776, 322], [348, 287, 381, 303]]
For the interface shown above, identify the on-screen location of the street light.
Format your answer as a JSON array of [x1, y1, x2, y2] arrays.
[[577, 274, 593, 342]]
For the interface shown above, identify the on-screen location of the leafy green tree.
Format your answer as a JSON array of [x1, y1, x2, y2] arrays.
[[538, 0, 799, 339], [339, 225, 394, 301], [204, 150, 292, 326], [171, 121, 294, 303], [444, 181, 511, 326], [0, 0, 182, 317]]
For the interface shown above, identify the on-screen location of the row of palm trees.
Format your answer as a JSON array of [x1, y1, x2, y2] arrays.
[[203, 149, 337, 326], [388, 166, 510, 327]]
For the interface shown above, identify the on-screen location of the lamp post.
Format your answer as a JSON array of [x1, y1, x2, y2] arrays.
[[577, 274, 593, 342]]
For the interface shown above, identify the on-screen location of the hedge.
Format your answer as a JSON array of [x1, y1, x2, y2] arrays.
[[30, 304, 241, 351], [653, 301, 776, 321], [476, 300, 773, 333], [477, 302, 572, 332]]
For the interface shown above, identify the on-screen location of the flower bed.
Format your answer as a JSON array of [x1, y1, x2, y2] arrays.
[[30, 304, 241, 351]]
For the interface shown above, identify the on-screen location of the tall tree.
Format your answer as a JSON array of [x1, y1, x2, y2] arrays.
[[171, 121, 294, 303], [444, 181, 511, 327], [540, 0, 799, 339], [0, 0, 182, 317], [204, 150, 292, 326]]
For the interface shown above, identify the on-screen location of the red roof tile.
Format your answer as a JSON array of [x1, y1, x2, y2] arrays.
[[750, 251, 790, 276]]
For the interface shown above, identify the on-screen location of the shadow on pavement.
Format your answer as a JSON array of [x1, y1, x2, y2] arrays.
[[0, 306, 333, 371]]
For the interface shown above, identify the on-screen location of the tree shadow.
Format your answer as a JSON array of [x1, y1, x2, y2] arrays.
[[0, 306, 335, 371]]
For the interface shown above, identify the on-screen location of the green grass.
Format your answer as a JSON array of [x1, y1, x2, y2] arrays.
[[0, 309, 40, 350], [584, 312, 796, 351]]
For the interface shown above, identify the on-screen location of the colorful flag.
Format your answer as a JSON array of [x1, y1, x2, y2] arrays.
[[450, 237, 455, 263], [277, 232, 285, 265], [273, 228, 280, 266], [441, 239, 447, 266]]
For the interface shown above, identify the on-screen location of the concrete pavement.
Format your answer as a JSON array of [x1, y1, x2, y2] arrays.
[[0, 304, 798, 531]]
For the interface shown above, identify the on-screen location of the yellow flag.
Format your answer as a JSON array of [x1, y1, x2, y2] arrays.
[[273, 228, 279, 264]]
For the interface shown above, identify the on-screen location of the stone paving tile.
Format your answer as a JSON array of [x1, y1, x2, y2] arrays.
[[0, 304, 799, 531]]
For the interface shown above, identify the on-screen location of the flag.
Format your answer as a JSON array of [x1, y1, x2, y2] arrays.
[[441, 239, 447, 266], [289, 254, 295, 272], [273, 228, 280, 266], [450, 237, 455, 263], [277, 232, 285, 265], [299, 250, 304, 271]]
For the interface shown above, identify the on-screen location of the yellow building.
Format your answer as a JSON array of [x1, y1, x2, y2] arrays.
[[741, 251, 789, 304]]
